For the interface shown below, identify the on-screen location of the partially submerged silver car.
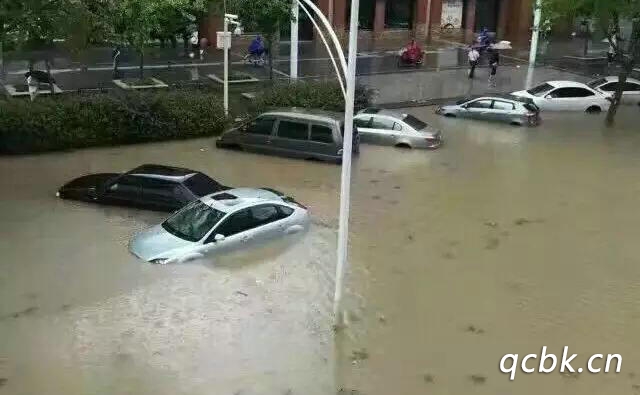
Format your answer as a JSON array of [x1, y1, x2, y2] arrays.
[[354, 108, 442, 149], [129, 188, 309, 263], [436, 94, 541, 126]]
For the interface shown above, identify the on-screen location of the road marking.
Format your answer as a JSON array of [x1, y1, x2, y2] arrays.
[[272, 68, 290, 77]]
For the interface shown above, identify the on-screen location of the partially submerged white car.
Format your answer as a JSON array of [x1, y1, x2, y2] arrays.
[[129, 188, 309, 263], [587, 76, 640, 106], [512, 81, 611, 112]]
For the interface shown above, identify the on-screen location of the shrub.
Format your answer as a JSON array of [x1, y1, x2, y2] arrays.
[[0, 89, 227, 154], [254, 80, 374, 113]]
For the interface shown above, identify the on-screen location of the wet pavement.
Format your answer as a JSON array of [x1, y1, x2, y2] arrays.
[[2, 106, 640, 395]]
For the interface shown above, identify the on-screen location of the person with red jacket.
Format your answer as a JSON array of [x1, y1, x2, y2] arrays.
[[401, 39, 423, 64]]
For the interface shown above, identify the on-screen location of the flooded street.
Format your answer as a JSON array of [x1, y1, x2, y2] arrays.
[[2, 107, 640, 395]]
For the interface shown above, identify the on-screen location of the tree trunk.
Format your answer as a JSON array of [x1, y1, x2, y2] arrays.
[[171, 36, 177, 49], [183, 34, 189, 50], [605, 20, 639, 126], [605, 65, 628, 126], [0, 40, 4, 78], [267, 38, 274, 80], [45, 59, 54, 96], [139, 48, 144, 80]]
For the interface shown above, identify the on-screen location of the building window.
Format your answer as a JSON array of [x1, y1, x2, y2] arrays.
[[346, 0, 376, 30], [385, 0, 415, 29]]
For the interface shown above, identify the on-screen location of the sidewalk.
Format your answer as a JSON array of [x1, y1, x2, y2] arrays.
[[360, 65, 589, 106]]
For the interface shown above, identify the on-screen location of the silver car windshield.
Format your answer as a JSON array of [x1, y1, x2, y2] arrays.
[[526, 83, 554, 96], [162, 200, 226, 242], [587, 78, 607, 89]]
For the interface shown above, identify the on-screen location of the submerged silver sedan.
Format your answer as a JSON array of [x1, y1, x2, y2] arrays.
[[129, 188, 309, 263], [436, 94, 541, 126], [354, 108, 442, 149]]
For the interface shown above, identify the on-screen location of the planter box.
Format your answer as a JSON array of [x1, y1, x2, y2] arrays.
[[241, 92, 258, 100], [207, 73, 260, 84], [113, 78, 168, 90], [3, 83, 63, 97]]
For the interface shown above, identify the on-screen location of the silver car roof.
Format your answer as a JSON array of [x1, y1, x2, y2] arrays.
[[457, 94, 533, 104], [356, 108, 406, 119], [262, 108, 343, 124], [200, 188, 287, 213]]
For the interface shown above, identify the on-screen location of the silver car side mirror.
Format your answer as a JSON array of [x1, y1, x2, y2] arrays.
[[214, 234, 225, 242]]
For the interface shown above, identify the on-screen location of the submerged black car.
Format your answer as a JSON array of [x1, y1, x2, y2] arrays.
[[57, 164, 228, 212]]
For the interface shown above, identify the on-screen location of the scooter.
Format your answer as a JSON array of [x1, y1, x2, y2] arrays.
[[397, 48, 424, 68], [243, 52, 266, 67]]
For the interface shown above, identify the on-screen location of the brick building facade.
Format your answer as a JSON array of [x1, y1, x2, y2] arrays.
[[200, 0, 534, 45]]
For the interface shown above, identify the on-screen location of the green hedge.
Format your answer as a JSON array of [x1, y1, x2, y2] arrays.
[[0, 89, 227, 154], [254, 80, 374, 113], [0, 81, 373, 155]]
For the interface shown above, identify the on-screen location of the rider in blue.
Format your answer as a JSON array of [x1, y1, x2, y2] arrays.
[[477, 27, 492, 49], [248, 35, 266, 57]]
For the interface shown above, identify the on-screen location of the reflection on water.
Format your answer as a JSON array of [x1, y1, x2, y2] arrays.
[[1, 107, 640, 394]]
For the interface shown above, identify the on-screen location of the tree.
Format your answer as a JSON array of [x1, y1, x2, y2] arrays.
[[4, 0, 70, 94], [542, 0, 640, 126], [231, 0, 294, 79], [110, 0, 209, 79]]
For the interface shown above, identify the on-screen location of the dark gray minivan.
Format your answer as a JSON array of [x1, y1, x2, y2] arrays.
[[216, 108, 360, 163]]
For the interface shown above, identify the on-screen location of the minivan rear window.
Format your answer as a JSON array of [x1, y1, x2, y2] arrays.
[[310, 125, 334, 144]]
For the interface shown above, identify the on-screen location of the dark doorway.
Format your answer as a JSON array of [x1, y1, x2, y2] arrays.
[[386, 0, 416, 29], [474, 0, 499, 32], [346, 0, 376, 30], [280, 2, 315, 40]]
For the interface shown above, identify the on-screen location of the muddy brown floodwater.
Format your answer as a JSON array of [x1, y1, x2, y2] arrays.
[[2, 106, 640, 395]]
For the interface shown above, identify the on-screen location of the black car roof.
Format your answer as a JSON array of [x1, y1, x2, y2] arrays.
[[127, 164, 198, 181]]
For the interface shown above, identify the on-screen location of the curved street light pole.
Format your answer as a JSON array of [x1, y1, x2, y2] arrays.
[[333, 0, 360, 326], [297, 0, 346, 96], [288, 0, 358, 325]]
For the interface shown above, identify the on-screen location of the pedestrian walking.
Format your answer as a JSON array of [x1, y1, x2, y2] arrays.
[[189, 32, 198, 59], [468, 47, 480, 79], [607, 34, 618, 66], [199, 37, 208, 60], [26, 74, 39, 101], [488, 48, 499, 88]]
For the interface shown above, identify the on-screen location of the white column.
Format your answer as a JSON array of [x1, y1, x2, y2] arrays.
[[223, 17, 229, 116], [291, 1, 299, 79], [528, 0, 542, 65], [333, 0, 359, 326]]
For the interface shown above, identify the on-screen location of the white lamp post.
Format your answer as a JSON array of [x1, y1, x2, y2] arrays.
[[223, 13, 241, 116], [291, 1, 299, 79], [333, 0, 359, 326], [529, 0, 542, 65], [271, 0, 358, 326]]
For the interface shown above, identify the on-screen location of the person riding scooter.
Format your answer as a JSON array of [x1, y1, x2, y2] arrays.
[[399, 39, 423, 66], [245, 35, 266, 66]]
